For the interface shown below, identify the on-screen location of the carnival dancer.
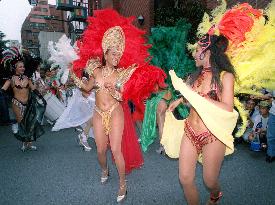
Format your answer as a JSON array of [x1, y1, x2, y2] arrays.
[[52, 80, 95, 151], [140, 84, 172, 153], [168, 34, 237, 205], [1, 47, 46, 151], [161, 2, 275, 204], [267, 91, 275, 163], [48, 35, 95, 151], [140, 19, 195, 154], [72, 9, 166, 202], [0, 51, 13, 125]]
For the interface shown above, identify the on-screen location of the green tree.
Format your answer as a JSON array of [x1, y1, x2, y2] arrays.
[[154, 0, 206, 43], [0, 31, 8, 51]]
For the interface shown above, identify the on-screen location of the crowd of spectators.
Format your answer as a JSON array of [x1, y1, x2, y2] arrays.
[[235, 89, 275, 163]]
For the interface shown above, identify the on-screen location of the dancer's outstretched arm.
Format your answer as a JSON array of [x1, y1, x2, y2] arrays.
[[1, 80, 11, 91]]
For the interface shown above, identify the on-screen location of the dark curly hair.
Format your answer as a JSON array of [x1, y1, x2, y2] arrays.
[[188, 34, 236, 92]]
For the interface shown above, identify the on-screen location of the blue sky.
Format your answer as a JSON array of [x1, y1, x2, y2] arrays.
[[0, 0, 56, 42]]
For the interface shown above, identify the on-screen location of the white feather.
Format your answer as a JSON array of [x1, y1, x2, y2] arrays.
[[48, 35, 79, 84]]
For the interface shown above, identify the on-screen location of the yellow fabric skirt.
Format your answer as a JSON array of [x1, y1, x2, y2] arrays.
[[161, 71, 239, 162]]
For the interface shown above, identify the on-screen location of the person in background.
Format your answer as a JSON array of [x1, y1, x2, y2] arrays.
[[242, 98, 260, 142], [266, 91, 275, 163], [248, 101, 270, 151], [1, 48, 46, 151]]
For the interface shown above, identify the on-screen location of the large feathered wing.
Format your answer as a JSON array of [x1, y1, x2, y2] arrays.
[[72, 9, 167, 120]]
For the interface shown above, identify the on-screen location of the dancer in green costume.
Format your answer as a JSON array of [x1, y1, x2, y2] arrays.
[[140, 19, 196, 153]]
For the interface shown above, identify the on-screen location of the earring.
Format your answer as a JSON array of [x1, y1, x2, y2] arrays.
[[199, 53, 205, 60]]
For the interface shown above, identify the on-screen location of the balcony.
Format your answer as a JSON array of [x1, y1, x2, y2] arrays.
[[56, 0, 75, 11], [70, 6, 87, 22]]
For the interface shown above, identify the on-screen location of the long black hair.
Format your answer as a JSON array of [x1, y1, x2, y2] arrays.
[[188, 34, 236, 92]]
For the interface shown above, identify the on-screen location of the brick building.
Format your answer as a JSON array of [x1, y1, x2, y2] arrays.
[[205, 0, 272, 10], [21, 0, 68, 57], [92, 0, 154, 33], [92, 0, 272, 34]]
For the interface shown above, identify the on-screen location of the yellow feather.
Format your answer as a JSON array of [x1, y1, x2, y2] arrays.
[[234, 97, 249, 138]]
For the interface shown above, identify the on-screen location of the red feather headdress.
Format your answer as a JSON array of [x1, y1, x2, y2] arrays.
[[73, 9, 167, 120], [198, 3, 263, 51], [218, 3, 262, 45]]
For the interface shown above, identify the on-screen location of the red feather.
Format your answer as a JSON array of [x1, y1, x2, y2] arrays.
[[218, 3, 262, 45], [72, 9, 167, 120]]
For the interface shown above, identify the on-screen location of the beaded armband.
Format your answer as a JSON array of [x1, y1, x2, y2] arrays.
[[115, 64, 137, 91]]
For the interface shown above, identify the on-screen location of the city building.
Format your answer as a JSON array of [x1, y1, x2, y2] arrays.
[[21, 0, 68, 57], [93, 0, 272, 33], [28, 0, 271, 53], [205, 0, 272, 10], [91, 0, 153, 33]]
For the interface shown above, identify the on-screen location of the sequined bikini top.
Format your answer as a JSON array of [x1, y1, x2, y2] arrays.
[[192, 70, 225, 102], [11, 75, 29, 89]]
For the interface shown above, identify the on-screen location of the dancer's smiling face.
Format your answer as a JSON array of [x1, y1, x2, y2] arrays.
[[104, 48, 121, 67], [15, 61, 25, 75]]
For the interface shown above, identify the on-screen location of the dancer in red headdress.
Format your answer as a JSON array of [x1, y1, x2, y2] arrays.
[[71, 9, 166, 202]]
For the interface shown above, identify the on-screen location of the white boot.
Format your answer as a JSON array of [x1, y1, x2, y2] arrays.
[[78, 132, 91, 151], [156, 145, 165, 155], [12, 123, 18, 134], [21, 142, 27, 152]]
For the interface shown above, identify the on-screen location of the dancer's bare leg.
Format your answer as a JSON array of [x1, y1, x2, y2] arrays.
[[179, 135, 199, 205], [202, 140, 225, 205], [12, 103, 23, 123], [156, 99, 167, 141], [12, 103, 31, 149], [156, 100, 167, 154], [93, 112, 108, 175], [109, 105, 126, 196], [78, 118, 93, 151], [83, 118, 93, 137]]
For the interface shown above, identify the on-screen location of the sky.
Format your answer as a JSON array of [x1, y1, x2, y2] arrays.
[[0, 0, 56, 42]]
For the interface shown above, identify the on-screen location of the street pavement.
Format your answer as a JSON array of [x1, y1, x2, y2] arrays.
[[0, 124, 275, 205]]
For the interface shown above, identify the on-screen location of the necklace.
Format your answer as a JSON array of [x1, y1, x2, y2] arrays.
[[202, 67, 212, 73], [102, 66, 114, 79], [14, 74, 25, 87], [193, 67, 211, 89], [15, 74, 24, 81]]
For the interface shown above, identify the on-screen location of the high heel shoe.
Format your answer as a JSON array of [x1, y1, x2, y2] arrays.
[[21, 142, 27, 152], [207, 191, 222, 205], [117, 183, 127, 203], [28, 145, 37, 151], [100, 168, 109, 184], [77, 133, 92, 151], [156, 145, 166, 155]]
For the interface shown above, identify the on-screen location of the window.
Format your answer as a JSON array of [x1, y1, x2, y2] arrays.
[[73, 0, 88, 8], [59, 0, 70, 3], [26, 31, 32, 38], [31, 14, 46, 19], [32, 32, 39, 37], [41, 8, 48, 12], [101, 0, 113, 8], [38, 1, 48, 5], [30, 22, 47, 29], [34, 7, 41, 11]]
